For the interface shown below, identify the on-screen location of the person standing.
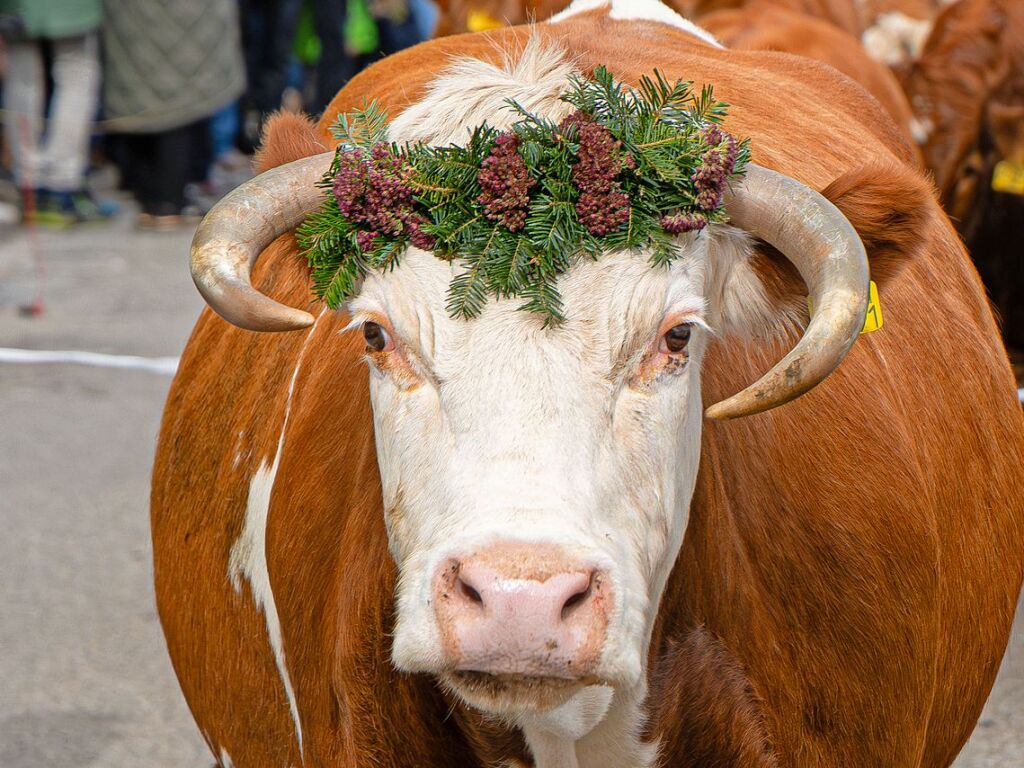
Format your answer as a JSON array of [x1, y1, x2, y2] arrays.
[[0, 0, 113, 225], [101, 0, 246, 227], [238, 0, 304, 150]]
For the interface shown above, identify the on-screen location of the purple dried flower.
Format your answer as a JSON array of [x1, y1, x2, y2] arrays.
[[477, 132, 535, 232], [331, 142, 432, 250], [692, 124, 739, 212], [571, 116, 631, 236], [355, 230, 378, 252], [700, 124, 724, 147], [333, 149, 370, 219], [661, 212, 707, 234], [558, 110, 589, 136], [404, 212, 436, 250], [576, 191, 631, 237]]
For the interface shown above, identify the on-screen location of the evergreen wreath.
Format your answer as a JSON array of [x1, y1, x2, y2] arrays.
[[297, 65, 750, 326]]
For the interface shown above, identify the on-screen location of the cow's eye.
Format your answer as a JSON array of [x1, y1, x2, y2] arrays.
[[661, 323, 691, 354], [363, 321, 391, 352]]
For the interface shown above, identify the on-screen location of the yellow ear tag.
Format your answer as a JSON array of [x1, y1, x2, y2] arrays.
[[992, 159, 1024, 195], [808, 280, 883, 334], [467, 10, 505, 31]]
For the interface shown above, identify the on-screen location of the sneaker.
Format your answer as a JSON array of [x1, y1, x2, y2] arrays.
[[52, 189, 119, 222], [27, 189, 76, 228]]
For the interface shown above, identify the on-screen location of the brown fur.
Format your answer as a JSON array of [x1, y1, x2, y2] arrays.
[[699, 3, 921, 159], [744, 158, 935, 331], [253, 111, 327, 174], [152, 13, 1024, 768], [649, 626, 779, 766], [821, 159, 935, 286], [899, 0, 1010, 207], [431, 0, 925, 163], [434, 0, 569, 35], [897, 0, 1024, 346]]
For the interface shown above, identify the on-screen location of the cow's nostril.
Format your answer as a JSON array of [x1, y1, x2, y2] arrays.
[[560, 575, 593, 621], [456, 576, 484, 607]]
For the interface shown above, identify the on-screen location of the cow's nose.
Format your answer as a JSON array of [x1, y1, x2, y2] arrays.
[[433, 543, 610, 678], [454, 560, 594, 622]]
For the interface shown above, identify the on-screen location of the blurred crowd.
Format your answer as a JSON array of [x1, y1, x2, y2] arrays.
[[0, 0, 436, 229], [2, 0, 1022, 357]]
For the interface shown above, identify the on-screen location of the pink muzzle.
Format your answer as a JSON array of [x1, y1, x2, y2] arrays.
[[433, 543, 611, 678]]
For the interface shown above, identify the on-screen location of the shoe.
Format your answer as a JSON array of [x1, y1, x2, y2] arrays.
[[27, 189, 76, 228], [28, 188, 117, 225], [53, 189, 119, 222]]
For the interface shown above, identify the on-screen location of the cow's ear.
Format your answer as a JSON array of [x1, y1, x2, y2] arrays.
[[254, 111, 327, 173], [821, 159, 935, 288], [713, 160, 935, 338]]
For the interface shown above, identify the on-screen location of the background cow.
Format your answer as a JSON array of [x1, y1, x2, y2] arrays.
[[896, 0, 1024, 351], [153, 2, 1024, 766], [696, 2, 922, 151]]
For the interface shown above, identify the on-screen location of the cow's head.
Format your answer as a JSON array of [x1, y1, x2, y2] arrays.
[[190, 42, 870, 727]]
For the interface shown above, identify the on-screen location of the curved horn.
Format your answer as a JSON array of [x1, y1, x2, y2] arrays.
[[190, 150, 335, 332], [705, 164, 870, 420]]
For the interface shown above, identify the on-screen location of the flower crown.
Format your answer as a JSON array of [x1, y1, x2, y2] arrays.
[[297, 66, 750, 325]]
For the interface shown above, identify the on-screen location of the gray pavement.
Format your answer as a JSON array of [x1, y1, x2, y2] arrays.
[[0, 213, 1021, 766]]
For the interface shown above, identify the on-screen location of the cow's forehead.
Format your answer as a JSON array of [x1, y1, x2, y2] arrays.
[[386, 37, 579, 148]]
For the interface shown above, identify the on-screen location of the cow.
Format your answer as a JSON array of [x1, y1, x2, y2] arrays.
[[895, 0, 1024, 350], [152, 1, 1024, 766], [696, 2, 922, 153]]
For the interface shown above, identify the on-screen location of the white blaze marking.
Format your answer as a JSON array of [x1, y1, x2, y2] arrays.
[[228, 309, 326, 761], [0, 346, 178, 374], [219, 748, 234, 768], [551, 0, 724, 48]]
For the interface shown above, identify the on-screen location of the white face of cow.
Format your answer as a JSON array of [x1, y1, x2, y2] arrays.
[[350, 235, 751, 715], [336, 40, 776, 722]]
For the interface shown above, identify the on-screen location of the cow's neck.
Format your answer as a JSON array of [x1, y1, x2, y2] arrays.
[[515, 684, 657, 768]]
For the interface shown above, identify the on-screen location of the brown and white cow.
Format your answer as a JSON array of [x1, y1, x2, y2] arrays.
[[152, 2, 1024, 766]]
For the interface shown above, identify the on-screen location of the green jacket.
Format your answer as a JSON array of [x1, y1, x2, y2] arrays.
[[0, 0, 102, 38]]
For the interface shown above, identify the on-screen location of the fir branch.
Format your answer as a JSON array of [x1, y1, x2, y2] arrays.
[[330, 100, 390, 147], [298, 67, 748, 326]]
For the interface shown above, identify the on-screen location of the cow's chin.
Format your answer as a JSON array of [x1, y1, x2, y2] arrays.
[[439, 670, 600, 714]]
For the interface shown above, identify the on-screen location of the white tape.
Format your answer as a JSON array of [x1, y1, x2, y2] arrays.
[[0, 347, 178, 375]]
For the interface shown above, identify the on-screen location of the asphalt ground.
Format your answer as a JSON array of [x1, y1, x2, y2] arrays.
[[0, 212, 1020, 766]]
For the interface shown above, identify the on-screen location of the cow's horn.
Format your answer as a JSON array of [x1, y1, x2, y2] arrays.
[[190, 150, 336, 332], [705, 164, 869, 420]]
